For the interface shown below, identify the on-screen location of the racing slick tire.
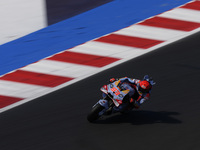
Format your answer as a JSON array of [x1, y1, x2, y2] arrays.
[[87, 103, 105, 122]]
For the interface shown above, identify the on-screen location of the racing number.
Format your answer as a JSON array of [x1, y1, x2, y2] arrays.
[[110, 87, 120, 95]]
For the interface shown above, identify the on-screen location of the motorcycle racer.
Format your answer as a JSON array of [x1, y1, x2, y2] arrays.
[[107, 75, 155, 114]]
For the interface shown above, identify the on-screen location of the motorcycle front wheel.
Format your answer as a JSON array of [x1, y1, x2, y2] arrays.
[[87, 103, 105, 122]]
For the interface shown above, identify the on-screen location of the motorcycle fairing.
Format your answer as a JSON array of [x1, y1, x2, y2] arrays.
[[108, 81, 130, 107]]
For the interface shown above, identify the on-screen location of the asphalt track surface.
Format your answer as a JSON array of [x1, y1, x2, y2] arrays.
[[0, 29, 199, 149], [1, 0, 200, 150]]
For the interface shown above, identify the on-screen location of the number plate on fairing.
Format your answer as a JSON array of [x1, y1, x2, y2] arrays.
[[107, 81, 130, 106]]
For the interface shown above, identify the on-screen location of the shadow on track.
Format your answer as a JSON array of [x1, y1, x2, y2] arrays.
[[95, 110, 182, 125]]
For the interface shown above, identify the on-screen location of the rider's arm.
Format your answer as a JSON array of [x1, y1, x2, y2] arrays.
[[134, 93, 150, 109], [109, 77, 128, 83], [118, 77, 139, 84], [131, 79, 140, 84], [109, 77, 140, 84]]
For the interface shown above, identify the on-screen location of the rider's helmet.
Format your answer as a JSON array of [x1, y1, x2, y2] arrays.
[[137, 80, 152, 95]]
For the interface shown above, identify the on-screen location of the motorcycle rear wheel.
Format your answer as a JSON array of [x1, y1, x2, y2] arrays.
[[87, 103, 105, 122]]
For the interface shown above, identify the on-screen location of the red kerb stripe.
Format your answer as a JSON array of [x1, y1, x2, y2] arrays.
[[139, 16, 200, 31], [0, 70, 73, 87], [95, 34, 164, 49], [0, 95, 23, 109], [181, 1, 200, 10], [47, 51, 120, 67]]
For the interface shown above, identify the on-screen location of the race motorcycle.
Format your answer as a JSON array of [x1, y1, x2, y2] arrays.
[[87, 80, 133, 122]]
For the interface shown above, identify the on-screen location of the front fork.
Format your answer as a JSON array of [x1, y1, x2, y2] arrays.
[[93, 93, 114, 116], [92, 99, 109, 116]]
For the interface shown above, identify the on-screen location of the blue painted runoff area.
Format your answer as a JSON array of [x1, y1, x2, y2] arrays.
[[0, 0, 191, 76]]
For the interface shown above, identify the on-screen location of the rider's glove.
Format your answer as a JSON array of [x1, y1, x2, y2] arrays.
[[109, 78, 116, 83]]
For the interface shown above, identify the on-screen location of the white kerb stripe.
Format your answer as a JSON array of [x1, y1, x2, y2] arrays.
[[20, 59, 99, 78], [114, 24, 187, 41], [70, 41, 144, 59], [0, 80, 50, 98], [159, 8, 200, 23]]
